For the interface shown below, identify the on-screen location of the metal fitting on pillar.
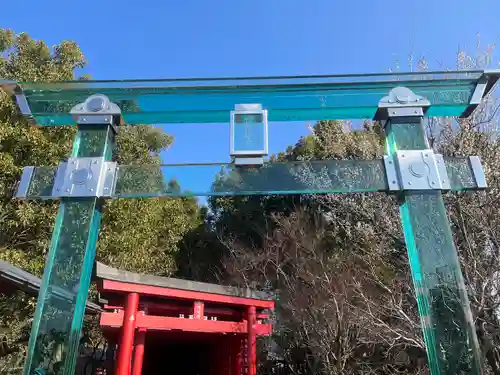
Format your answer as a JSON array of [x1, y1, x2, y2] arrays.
[[15, 94, 122, 200], [70, 94, 121, 131], [384, 151, 451, 191], [377, 87, 487, 191], [50, 94, 122, 199], [375, 86, 430, 121], [51, 157, 117, 198]]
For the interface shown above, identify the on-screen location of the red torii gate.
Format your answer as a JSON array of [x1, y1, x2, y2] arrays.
[[95, 263, 274, 375]]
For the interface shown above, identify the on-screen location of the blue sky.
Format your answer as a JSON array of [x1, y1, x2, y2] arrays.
[[1, 0, 499, 197]]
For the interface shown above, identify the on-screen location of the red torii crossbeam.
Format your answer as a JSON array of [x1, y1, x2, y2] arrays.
[[95, 263, 274, 375]]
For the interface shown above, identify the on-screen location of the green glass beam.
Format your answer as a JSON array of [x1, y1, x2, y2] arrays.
[[24, 125, 114, 375], [385, 119, 482, 375], [116, 159, 387, 196], [3, 70, 498, 126], [18, 157, 484, 200]]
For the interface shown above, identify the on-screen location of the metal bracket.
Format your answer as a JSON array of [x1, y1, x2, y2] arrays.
[[383, 156, 401, 191], [462, 76, 488, 118], [469, 76, 488, 106], [52, 157, 117, 198], [469, 156, 487, 189], [375, 87, 430, 120], [384, 150, 450, 191], [234, 157, 264, 166], [386, 107, 424, 118], [70, 94, 121, 131], [16, 167, 35, 198]]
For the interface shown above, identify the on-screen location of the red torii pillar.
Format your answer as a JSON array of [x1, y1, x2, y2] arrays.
[[247, 306, 257, 375], [132, 327, 147, 375], [232, 336, 243, 375], [116, 293, 139, 375]]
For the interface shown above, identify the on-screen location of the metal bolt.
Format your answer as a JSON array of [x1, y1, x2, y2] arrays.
[[89, 188, 94, 192], [401, 154, 405, 158], [65, 188, 70, 192], [82, 117, 87, 122], [108, 168, 112, 171], [104, 117, 109, 121], [392, 111, 396, 115], [414, 110, 418, 114], [392, 180, 397, 184], [431, 181, 436, 185], [93, 160, 98, 164], [442, 180, 446, 183], [424, 153, 428, 157], [87, 96, 105, 112], [104, 187, 109, 191], [56, 188, 60, 192], [72, 161, 76, 165], [388, 160, 392, 164], [408, 182, 412, 185]]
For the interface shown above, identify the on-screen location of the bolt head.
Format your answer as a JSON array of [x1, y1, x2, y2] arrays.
[[388, 160, 393, 164], [408, 182, 412, 185], [65, 188, 70, 192], [87, 96, 106, 112], [392, 180, 397, 184], [401, 154, 405, 158], [89, 188, 94, 192]]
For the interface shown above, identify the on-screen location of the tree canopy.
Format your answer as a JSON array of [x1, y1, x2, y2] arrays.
[[0, 29, 200, 371]]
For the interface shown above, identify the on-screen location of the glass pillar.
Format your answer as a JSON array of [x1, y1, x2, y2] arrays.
[[385, 117, 482, 375], [24, 125, 115, 375]]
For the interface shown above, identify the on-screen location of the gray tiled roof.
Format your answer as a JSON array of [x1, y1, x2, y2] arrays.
[[0, 260, 101, 314], [96, 262, 272, 301]]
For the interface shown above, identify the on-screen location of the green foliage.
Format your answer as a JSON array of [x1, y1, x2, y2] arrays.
[[0, 29, 200, 369], [98, 196, 200, 275], [0, 291, 36, 374], [194, 120, 386, 273]]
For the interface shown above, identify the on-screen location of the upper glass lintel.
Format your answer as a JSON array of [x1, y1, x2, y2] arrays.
[[2, 70, 499, 126]]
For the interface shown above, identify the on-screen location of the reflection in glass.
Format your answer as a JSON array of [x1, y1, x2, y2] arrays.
[[444, 157, 477, 190], [114, 159, 388, 197]]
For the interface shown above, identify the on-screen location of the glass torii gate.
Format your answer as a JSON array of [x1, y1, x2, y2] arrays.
[[2, 70, 499, 375]]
